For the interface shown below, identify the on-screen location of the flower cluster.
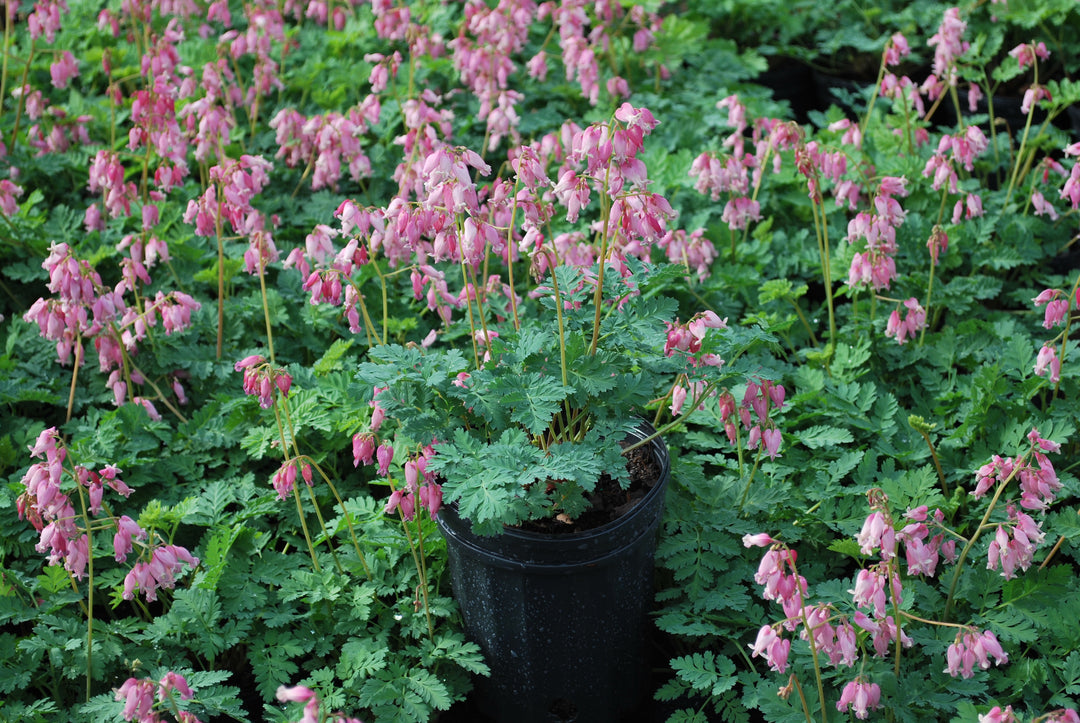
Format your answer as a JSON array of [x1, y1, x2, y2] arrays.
[[269, 105, 376, 191], [122, 544, 200, 602], [974, 428, 1062, 511], [183, 154, 278, 274], [115, 670, 202, 723], [846, 177, 909, 292], [286, 102, 690, 343], [743, 438, 1071, 720], [945, 629, 1008, 679], [352, 431, 443, 522], [17, 428, 197, 602], [23, 238, 199, 412], [836, 678, 882, 720], [716, 378, 785, 460], [276, 684, 363, 723], [745, 534, 894, 709], [18, 428, 102, 579], [1030, 268, 1080, 384], [884, 297, 927, 345], [234, 354, 292, 409]]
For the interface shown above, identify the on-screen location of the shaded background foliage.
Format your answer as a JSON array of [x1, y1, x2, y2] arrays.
[[0, 0, 1079, 722]]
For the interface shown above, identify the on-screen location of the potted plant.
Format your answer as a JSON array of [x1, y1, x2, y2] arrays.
[[353, 102, 771, 722]]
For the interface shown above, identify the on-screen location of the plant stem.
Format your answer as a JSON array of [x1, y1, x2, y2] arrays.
[[0, 4, 12, 115], [214, 187, 226, 360], [943, 452, 1026, 620], [588, 162, 614, 355], [304, 480, 344, 574], [9, 37, 33, 151], [273, 403, 320, 571], [256, 240, 277, 364], [72, 479, 94, 702], [810, 194, 836, 360], [545, 245, 570, 389], [1050, 270, 1080, 400], [505, 184, 522, 330], [290, 480, 321, 572], [737, 443, 764, 516], [914, 427, 949, 498], [1004, 65, 1038, 208], [887, 559, 903, 679], [459, 258, 482, 370], [413, 516, 435, 641], [789, 556, 827, 723], [66, 336, 83, 424], [789, 296, 819, 347], [858, 45, 889, 141], [310, 459, 372, 579], [1038, 529, 1069, 570], [396, 508, 435, 641], [790, 674, 815, 723]]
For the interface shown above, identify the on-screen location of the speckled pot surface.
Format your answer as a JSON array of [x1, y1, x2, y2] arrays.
[[436, 423, 671, 723]]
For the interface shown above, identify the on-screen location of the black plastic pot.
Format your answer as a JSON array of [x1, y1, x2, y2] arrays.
[[436, 424, 671, 723]]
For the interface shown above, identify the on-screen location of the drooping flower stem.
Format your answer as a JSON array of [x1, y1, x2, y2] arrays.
[[8, 37, 32, 151], [588, 159, 614, 356], [66, 335, 83, 424], [412, 516, 435, 641], [256, 241, 277, 365], [788, 554, 828, 723], [737, 442, 764, 516], [625, 381, 719, 455], [272, 404, 320, 572], [909, 416, 949, 498], [789, 673, 815, 723], [71, 479, 95, 702], [943, 449, 1027, 620], [809, 195, 837, 361], [1004, 64, 1039, 208], [214, 187, 227, 360], [887, 557, 904, 679], [308, 458, 372, 579], [1050, 270, 1080, 400]]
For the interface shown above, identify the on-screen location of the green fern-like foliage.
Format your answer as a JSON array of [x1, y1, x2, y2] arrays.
[[358, 260, 744, 533]]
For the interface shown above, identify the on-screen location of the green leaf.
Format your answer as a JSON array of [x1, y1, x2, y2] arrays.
[[338, 638, 389, 685], [793, 425, 854, 449], [314, 338, 354, 376], [671, 651, 737, 697], [504, 373, 571, 435], [194, 524, 245, 591]]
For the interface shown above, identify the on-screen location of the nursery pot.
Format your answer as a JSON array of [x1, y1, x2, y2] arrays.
[[436, 423, 671, 723]]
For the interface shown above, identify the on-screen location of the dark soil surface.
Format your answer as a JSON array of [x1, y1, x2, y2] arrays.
[[514, 441, 662, 535]]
